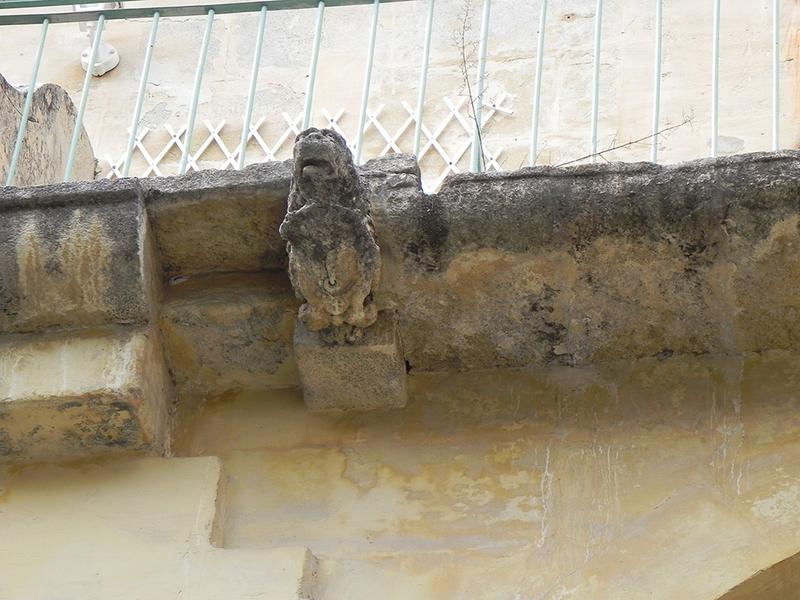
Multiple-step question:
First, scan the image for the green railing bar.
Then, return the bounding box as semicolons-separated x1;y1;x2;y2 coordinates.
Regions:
64;15;104;182
4;17;48;187
122;10;160;177
650;0;662;162
179;8;215;175
354;0;380;164
412;0;434;158
0;0;415;26
302;0;325;129
589;0;603;163
710;0;720;157
0;0;148;8
469;0;490;173
772;0;779;151
528;0;546;166
238;4;268;169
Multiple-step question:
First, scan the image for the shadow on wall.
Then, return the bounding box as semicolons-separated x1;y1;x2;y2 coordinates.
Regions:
717;551;800;600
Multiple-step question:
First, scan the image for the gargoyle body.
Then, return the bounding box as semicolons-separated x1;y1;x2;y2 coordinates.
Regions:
279;128;380;340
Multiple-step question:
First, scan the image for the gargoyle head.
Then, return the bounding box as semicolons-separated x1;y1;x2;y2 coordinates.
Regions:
280;127;380;339
290;127;362;210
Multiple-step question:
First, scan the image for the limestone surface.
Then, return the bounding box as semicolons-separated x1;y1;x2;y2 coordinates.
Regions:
0;327;171;459
294;311;407;411
0;179;156;334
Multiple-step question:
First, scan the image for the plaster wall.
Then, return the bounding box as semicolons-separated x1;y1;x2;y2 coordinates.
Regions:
0;0;798;188
2;352;800;599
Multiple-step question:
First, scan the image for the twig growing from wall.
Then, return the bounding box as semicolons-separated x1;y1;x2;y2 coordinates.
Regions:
453;0;487;169
555;114;694;167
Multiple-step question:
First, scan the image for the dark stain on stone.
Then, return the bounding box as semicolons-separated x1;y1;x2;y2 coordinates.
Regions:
0;429;18;456
404;195;448;272
57;401;82;411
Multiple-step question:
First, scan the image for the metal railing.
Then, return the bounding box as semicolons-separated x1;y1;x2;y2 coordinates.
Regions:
0;0;789;187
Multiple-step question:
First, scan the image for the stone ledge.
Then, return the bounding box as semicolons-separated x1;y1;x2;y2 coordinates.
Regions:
0;179;157;335
0;327;171;459
159;271;299;398
2;150;799;376
142;160;292;278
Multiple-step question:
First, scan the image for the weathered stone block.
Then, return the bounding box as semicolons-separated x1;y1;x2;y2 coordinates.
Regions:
142;161;292;278
0;327;171;459
0;179;157;334
294;311;407;411
159;272;299;397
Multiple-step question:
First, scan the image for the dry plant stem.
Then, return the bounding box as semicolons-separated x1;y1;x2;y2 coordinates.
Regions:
555;117;693;168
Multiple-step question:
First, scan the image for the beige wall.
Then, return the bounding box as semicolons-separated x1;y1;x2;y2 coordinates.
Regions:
0;0;798;189
3;352;800;599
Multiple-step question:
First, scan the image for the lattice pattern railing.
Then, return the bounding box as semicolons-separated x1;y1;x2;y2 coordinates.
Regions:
102;95;513;192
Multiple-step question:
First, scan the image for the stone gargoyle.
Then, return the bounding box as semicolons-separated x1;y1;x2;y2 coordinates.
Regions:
279;128;380;341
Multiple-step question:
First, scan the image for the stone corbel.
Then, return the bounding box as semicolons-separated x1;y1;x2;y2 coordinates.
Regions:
279;128;407;411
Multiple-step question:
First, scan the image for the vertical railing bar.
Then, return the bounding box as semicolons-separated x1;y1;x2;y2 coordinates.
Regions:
64;14;105;182
238;4;268;169
412;0;435;158
650;0;662;163
710;0;720;157
303;0;325;129
772;0;779;151
470;0;491;173
178;8;215;176
528;0;547;167
5;17;48;187
355;0;380;164
590;0;603;163
122;10;160;177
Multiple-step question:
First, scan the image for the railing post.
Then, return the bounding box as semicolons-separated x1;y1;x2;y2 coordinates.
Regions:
772;0;780;151
122;10;160;177
470;0;491;173
590;0;603;163
412;0;435;158
651;0;663;163
710;0;720;157
303;1;325;130
238;4;269;170
64;14;105;182
5;17;48;187
355;0;380;164
528;0;547;167
178;8;215;176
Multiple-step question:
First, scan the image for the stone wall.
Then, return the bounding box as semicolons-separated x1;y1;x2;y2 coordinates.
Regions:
1;151;799;598
2;150;800;454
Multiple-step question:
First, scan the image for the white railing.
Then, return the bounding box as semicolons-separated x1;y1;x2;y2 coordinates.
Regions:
0;0;793;191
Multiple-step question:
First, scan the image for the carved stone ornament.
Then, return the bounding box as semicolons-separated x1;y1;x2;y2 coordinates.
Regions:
279;128;381;342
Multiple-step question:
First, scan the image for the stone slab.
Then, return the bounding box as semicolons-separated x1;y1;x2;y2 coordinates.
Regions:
0;327;171;459
159;271;299;398
0;452;317;600
142;160;292;278
185;547;319;600
0;179;156;334
294;311;407;411
374;151;800;370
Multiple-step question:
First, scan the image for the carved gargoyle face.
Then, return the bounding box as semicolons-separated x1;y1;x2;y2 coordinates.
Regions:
292;128;359;205
281;127;380;337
